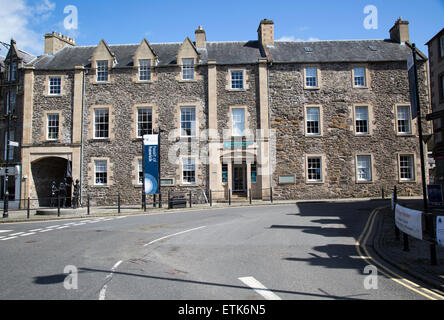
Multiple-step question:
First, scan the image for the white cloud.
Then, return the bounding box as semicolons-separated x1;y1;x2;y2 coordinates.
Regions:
0;0;56;56
277;36;320;42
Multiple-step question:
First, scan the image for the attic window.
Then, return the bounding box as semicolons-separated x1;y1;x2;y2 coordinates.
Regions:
368;45;377;51
304;47;313;53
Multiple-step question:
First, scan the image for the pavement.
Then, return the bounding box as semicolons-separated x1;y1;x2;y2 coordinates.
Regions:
1;196;443;295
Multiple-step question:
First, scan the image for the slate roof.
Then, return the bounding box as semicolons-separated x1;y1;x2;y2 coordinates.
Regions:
30;38;420;70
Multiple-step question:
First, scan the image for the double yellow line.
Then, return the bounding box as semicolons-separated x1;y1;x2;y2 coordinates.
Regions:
356;207;444;300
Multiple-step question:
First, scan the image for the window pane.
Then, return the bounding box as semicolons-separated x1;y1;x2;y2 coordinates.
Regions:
397;106;411;133
305;68;317;87
97;61;108;82
400;155;414;180
307;157;322;181
231;71;244;89
94;109;109;138
180;107;196;136
182;58;194;80
139;59;151;81
49;77;61;95
354;67;366;86
95;161;107;185
306;107;320;134
182;158;196;184
47;114;59;140
357;155;371;181
355;106;368;134
232;108;245;136
137;108;153;137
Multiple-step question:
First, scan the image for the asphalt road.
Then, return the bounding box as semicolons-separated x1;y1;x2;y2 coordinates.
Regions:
0;201;434;300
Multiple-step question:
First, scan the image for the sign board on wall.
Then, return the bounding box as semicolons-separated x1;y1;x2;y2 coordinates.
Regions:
395;204;423;240
437;216;444;247
427;184;443;206
143;134;159;195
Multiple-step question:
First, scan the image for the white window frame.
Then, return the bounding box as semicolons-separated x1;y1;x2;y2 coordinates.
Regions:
399;154;415;182
94;160;108;186
353;67;366;87
138;159;143;185
306;156;323;183
182;58;194;80
94;108;109;139
137;107;153;138
396;105;412;134
96;60;109;82
47;113;60;141
180;106;196;137
356;155;372;182
182;157;196;184
305;106;321;136
230;70;244;90
354;105;369;135
305;67;318;88
138;59;151;81
232;108;245;137
49;77;62;95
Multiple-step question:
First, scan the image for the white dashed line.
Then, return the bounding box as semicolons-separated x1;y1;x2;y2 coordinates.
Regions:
99;260;123;301
29;228;43;232
143;226;207;247
56;226;70;230
238;277;282;300
10;232;25;236
20;232;36;237
1;236;18;241
0;230;13;234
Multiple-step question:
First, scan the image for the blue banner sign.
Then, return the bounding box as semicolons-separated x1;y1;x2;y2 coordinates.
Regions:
143;134;159;195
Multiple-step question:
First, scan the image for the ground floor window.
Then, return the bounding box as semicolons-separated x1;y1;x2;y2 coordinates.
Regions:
307;157;322;182
399;154;414;181
182;158;196;184
95;160;108;185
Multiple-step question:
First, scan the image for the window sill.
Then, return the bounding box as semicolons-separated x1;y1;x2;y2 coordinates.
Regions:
398;179;416;183
352;86;369;89
178;79;197;83
356;180;373;184
306;180;324;184
92;184;109;188
396;133;414;137
303;87;320;90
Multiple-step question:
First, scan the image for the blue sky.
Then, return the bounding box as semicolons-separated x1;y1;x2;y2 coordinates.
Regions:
0;0;443;57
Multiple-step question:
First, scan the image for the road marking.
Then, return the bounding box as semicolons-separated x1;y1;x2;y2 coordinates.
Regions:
143;226;206;247
39;229;52;233
29;228;43;232
1;236;18;241
238;277;282;300
46;225;60;229
20;232;36;237
356;207;444;301
56;226;70;230
10;232;25;236
0;230;13;234
99;260;123;301
72;223;86;226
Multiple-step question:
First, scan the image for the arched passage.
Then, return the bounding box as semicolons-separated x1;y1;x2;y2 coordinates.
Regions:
31;157;72;207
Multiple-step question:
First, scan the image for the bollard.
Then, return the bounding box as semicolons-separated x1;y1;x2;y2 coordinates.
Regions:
159;193;162;208
210;190;213;207
249;188;252;204
403;233;409;252
270;187;273;203
118;192;121;214
143;193;147;212
229;189;231;206
87;194;90;215
27;197;30;219
393;186;400;240
430;243;438;266
382;187;385;199
153;194;156;208
189;191;192;208
57;193;61;217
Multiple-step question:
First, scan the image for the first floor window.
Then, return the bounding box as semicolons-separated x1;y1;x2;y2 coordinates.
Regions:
180;106;196;137
95;160;107;185
357;155;372;182
49;77;61;95
397;106;411;134
182;58;194;80
355;106;369;134
137;107;153;137
251;163;257;183
6;92;16;114
307;157;322;182
232;108;245;136
139;59;151;81
222;163;228;183
47;114;59;140
399;155;414;181
354;67;366;87
94;108;109;139
231;71;244;89
182;158;196;184
97;60;109;82
306;107;320;135
305;67;318;88
138;159;143;185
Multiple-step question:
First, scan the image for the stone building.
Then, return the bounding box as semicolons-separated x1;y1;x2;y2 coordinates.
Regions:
7;18;430;206
0;40;36;208
426;28;444;187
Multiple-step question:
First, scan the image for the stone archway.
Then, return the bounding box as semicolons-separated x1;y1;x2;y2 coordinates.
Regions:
31;157;72;207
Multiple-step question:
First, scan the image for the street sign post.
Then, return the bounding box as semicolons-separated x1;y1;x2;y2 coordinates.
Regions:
142;134;159;195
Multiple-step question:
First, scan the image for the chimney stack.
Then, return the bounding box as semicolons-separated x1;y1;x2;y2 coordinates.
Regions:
195;25;206;48
44;31;76;54
390;18;409;43
258;19;274;47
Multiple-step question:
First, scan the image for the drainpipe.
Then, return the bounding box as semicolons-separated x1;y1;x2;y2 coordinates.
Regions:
80;68;85;205
267;62;273;193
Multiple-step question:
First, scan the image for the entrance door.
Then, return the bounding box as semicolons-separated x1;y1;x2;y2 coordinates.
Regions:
232;165;246;193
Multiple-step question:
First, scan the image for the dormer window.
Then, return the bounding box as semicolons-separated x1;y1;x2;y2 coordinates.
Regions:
182;58;194;80
8;63;17;82
96;60;109;82
138;59;151;81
